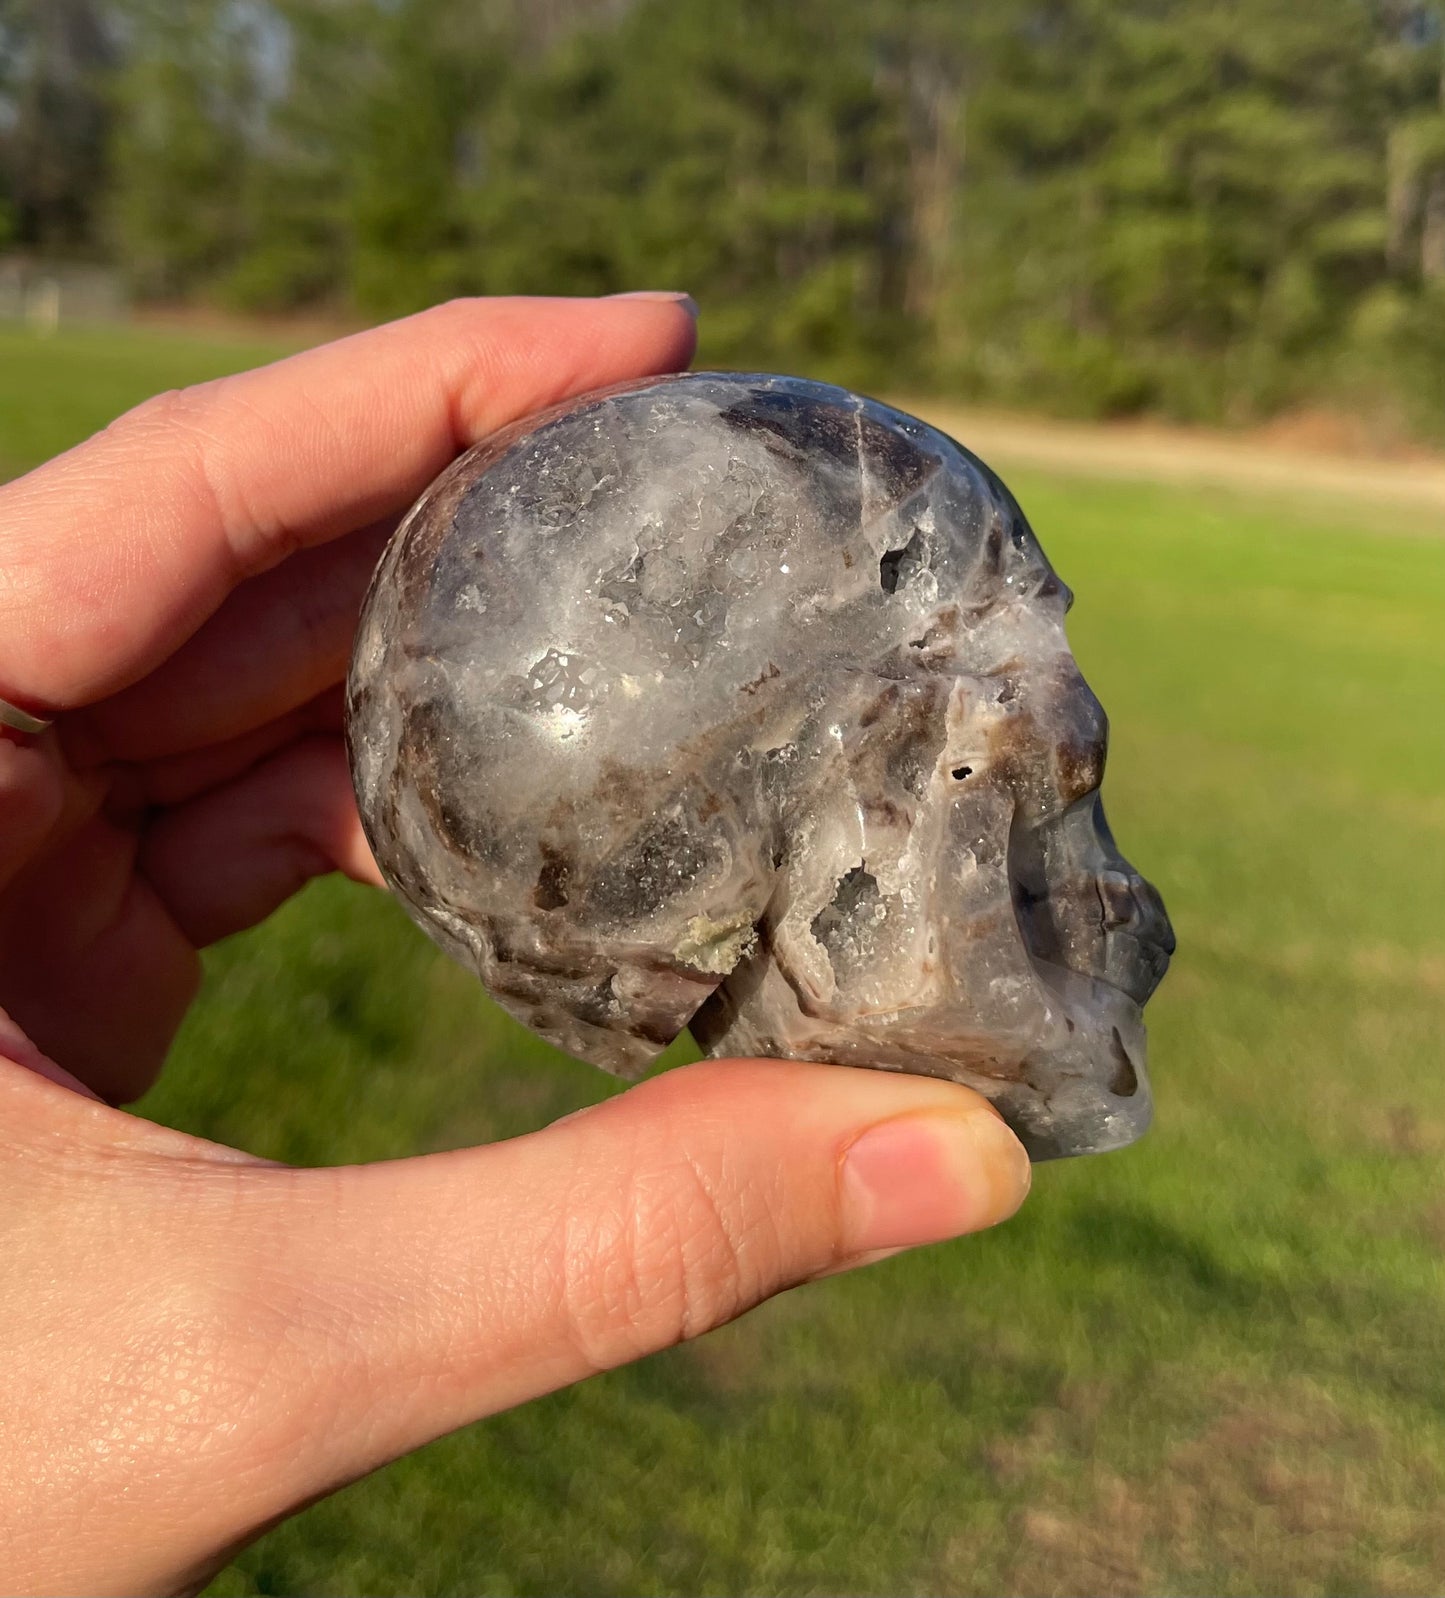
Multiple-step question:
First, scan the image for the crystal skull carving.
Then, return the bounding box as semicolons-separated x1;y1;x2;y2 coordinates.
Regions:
346;373;1174;1159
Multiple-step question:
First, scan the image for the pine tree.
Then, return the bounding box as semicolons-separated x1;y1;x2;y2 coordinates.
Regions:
0;0;117;255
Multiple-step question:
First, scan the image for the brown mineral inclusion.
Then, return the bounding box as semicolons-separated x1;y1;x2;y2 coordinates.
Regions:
346;373;1174;1159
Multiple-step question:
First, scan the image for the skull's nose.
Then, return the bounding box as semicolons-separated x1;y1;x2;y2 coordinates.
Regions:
1096;868;1174;1003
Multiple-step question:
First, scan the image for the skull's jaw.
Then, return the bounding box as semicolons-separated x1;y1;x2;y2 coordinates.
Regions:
397;860;1156;1161
394;856;1154;1161
997;962;1153;1160
688;943;1152;1161
376;766;1166;1162
993;1071;1152;1162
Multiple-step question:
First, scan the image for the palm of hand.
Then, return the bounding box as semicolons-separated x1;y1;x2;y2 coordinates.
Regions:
0;549;379;1102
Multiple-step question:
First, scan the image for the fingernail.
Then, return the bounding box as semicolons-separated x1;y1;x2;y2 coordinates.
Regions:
839;1108;1031;1257
608;290;699;318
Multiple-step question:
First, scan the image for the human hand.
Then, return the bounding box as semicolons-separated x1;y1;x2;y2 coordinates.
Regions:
0;297;1031;1596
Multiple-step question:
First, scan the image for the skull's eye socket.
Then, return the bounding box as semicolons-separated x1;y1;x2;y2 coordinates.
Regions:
951;765;973;781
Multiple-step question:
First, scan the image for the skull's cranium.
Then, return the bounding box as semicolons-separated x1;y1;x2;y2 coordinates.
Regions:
347;373;1174;1159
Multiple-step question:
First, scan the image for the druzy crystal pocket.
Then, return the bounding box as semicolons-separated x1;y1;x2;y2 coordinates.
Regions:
346;373;1174;1159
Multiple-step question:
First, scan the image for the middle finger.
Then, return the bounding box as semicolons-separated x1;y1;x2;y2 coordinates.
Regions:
64;523;390;766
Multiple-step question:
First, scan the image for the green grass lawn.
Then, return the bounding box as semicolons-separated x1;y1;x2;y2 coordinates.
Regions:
4;321;1445;1596
0;321;302;480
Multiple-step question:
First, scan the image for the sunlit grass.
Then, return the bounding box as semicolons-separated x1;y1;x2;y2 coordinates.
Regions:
5;325;1444;1596
0;321;300;479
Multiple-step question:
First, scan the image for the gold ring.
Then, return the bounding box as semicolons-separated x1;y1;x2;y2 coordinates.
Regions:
0;697;53;736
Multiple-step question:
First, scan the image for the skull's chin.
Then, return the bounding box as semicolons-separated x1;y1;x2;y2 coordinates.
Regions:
687;923;1154;1163
1009;957;1153;1160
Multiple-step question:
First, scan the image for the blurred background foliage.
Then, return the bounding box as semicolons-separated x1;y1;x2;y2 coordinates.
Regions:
10;0;1445;426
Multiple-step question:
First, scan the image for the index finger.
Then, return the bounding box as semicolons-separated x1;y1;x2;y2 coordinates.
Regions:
0;295;697;711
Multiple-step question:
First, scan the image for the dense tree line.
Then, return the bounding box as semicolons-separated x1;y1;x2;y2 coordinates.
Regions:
5;0;1445;427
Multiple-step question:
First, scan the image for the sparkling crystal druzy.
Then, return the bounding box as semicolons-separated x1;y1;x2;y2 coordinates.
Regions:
347;373;1174;1159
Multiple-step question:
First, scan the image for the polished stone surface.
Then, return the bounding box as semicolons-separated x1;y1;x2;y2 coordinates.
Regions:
347;373;1174;1159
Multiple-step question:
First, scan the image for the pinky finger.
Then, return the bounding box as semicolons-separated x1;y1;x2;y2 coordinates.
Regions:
138;734;384;948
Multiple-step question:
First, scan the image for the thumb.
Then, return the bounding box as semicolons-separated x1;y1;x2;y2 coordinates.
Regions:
233;1059;1029;1515
3;1057;1029;1595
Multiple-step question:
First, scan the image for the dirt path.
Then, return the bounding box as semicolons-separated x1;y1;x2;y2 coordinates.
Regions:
112;311;1445;523
898;400;1445;524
